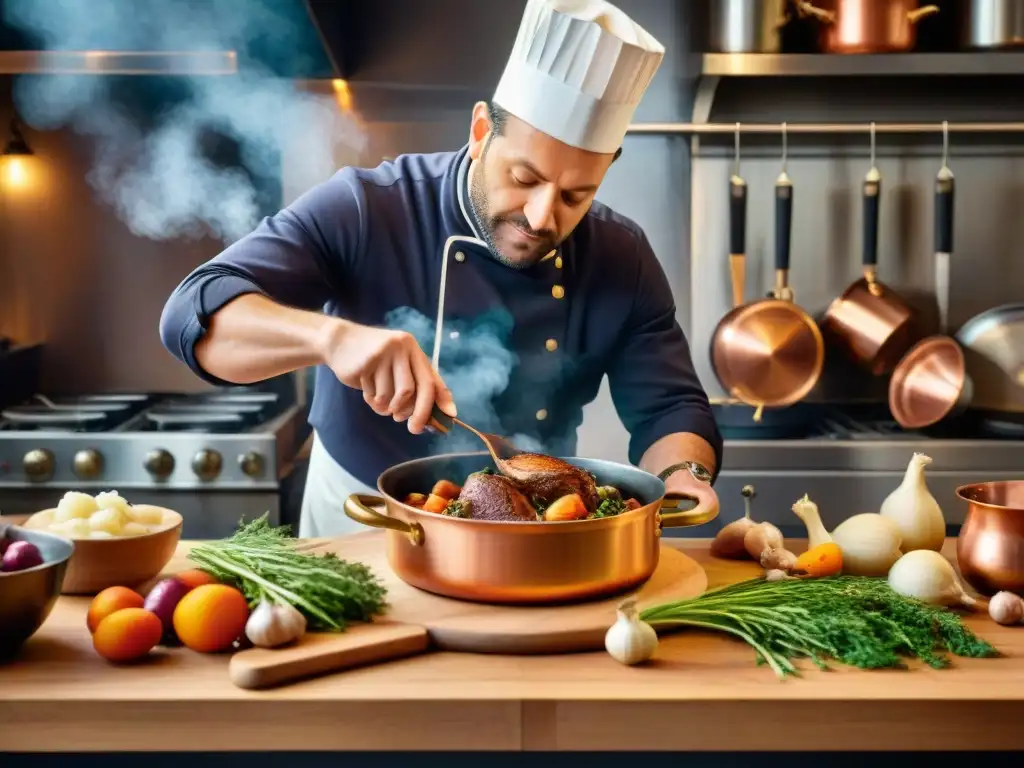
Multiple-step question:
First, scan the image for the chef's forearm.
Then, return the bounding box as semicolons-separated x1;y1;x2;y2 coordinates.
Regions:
639;432;718;477
194;293;340;384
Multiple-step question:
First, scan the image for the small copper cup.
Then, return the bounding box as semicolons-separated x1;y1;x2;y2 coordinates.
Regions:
956;481;1024;597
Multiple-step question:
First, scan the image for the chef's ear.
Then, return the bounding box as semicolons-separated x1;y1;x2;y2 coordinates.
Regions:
468;101;492;160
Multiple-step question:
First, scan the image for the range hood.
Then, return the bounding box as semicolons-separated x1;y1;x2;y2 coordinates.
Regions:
0;0;361;78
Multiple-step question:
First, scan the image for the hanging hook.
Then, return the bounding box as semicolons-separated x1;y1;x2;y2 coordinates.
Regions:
733;121;741;179
780;121;788;174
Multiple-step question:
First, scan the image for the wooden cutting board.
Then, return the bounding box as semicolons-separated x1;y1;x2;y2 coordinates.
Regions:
227;532;706;688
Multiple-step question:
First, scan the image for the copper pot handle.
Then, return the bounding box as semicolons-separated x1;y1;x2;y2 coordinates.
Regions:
795;1;835;24
908;5;939;24
343;494;425;546
659;485;720;529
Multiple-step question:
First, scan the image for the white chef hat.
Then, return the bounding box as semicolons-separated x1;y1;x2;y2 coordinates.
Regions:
492;0;664;155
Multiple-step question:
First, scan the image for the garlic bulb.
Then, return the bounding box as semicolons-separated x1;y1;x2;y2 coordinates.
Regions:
988;591;1024;626
605;597;658;665
887;550;984;611
760;547;798;573
880;453;946;552
245;598;307;648
831;513;902;577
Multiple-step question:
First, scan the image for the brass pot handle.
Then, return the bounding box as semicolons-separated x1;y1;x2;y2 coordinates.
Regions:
795;1;835;24
908;5;939;24
343;494;424;546
658;484;720;529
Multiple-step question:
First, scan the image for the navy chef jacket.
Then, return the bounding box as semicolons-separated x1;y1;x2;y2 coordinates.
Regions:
159;145;723;486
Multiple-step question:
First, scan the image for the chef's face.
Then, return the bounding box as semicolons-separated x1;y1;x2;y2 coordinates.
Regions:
467;101;616;268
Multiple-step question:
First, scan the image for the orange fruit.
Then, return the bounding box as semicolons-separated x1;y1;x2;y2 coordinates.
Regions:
172;584;250;653
92;608;163;663
173;568;219;591
87;586;145;634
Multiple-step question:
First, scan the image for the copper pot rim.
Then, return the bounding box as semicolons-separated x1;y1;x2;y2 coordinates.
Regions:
376;451;665;530
955;480;1024;512
888;335;966;428
711;299;826;408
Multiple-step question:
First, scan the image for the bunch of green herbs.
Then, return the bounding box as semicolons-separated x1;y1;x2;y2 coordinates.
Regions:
188;513;388;631
640;574;998;679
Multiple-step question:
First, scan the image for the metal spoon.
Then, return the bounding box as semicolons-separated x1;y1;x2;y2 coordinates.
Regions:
427;405;520;473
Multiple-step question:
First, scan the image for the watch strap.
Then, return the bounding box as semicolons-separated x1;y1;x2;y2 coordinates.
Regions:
658;461;712;484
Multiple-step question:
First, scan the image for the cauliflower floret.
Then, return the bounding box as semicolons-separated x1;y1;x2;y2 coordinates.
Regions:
54;491;100;522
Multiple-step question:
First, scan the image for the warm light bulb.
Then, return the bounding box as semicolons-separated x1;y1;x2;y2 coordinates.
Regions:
2;156;29;188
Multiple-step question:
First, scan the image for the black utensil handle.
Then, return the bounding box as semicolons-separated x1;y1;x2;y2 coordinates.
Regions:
862;176;880;267
729;176;747;256
935;173;955;253
775;177;793;271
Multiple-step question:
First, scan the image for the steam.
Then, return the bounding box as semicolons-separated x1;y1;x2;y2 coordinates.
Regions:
3;0;366;242
384;306;547;455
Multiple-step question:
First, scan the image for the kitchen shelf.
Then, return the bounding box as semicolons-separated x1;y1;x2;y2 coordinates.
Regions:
702;52;1024;78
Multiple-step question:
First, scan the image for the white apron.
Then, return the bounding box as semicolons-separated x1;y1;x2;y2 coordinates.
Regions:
298;431;378;538
298;157;491;538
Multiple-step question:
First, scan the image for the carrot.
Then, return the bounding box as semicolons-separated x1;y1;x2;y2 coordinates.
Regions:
794;542;843;577
403;493;427;508
430;479;462;500
543;493;588;521
421;493;449;514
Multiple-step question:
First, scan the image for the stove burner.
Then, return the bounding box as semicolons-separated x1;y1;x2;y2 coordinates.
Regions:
144;411;250;434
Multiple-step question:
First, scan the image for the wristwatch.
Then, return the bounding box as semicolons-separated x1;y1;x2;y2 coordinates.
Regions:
658;461;713;485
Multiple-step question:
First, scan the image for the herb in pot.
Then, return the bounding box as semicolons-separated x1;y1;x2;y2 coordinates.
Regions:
640;575;998;679
442;499;472;518
187;514;388;631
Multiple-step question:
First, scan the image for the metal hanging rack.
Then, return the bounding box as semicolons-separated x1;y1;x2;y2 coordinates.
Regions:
626;121;1024;136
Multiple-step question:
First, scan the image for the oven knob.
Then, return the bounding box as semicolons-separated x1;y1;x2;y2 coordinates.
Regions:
238;451;265;478
192;449;223;481
73;448;104;480
144;449;175;479
23;449;55;482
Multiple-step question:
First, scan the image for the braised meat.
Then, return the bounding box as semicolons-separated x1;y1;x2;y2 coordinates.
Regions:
500;453;600;513
458;472;539;523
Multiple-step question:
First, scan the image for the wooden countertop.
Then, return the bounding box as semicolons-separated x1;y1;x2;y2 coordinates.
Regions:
2;535;1022;753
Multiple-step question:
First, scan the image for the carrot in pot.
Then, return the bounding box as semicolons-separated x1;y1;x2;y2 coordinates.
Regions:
403;493;427;508
431;479;462;500
544;493;588;521
794;542;843;577
421;493;449;514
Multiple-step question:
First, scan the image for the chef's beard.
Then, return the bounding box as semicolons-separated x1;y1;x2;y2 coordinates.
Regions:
468;151;559;270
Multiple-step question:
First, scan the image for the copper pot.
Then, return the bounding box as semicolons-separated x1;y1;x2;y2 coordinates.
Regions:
822;154;918;376
956;480;1024;597
888;335;972;429
343;452;719;605
798;0;940;53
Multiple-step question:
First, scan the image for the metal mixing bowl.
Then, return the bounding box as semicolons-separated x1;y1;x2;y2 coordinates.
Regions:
0;525;74;658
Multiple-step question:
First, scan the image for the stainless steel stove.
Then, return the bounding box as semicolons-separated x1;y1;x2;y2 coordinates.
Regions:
701;404;1024;539
0;389;306;538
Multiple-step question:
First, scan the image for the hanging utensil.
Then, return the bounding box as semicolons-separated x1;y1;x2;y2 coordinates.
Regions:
710;123;825;410
934;120;954;335
955;304;1024;417
821;122;918;376
888;122;972;430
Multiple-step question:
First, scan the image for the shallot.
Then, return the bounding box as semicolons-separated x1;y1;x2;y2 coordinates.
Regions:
887;549;984;611
879;453;946;552
710;485;757;559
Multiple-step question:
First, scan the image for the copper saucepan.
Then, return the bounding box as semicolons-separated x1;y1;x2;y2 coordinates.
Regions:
956;480;1024;597
822;125;918;377
797;0;940;53
711;128;825;410
343;452;719;605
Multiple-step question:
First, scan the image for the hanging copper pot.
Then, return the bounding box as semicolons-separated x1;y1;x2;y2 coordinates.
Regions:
797;0;940;53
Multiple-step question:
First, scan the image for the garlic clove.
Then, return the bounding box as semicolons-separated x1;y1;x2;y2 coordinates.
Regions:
988;591;1024;626
245;597;307;648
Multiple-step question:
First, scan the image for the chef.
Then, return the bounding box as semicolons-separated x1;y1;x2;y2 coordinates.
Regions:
159;0;723;537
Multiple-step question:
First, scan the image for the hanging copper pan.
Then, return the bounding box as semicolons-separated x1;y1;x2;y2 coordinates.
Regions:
711;128;825;410
821;124;919;376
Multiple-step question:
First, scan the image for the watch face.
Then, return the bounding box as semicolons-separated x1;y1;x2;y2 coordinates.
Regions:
688;462;712;483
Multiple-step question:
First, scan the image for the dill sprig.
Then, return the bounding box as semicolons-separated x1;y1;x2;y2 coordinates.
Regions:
187;514;388;631
640;575;999;679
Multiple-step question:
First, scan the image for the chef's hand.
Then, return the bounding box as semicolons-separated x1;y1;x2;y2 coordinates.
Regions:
664;470;719;519
322;320;457;434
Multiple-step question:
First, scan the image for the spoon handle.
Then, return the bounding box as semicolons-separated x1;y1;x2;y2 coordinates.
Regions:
426;404;454;434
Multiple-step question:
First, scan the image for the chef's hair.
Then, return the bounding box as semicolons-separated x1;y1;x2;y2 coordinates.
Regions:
486;101;622;161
